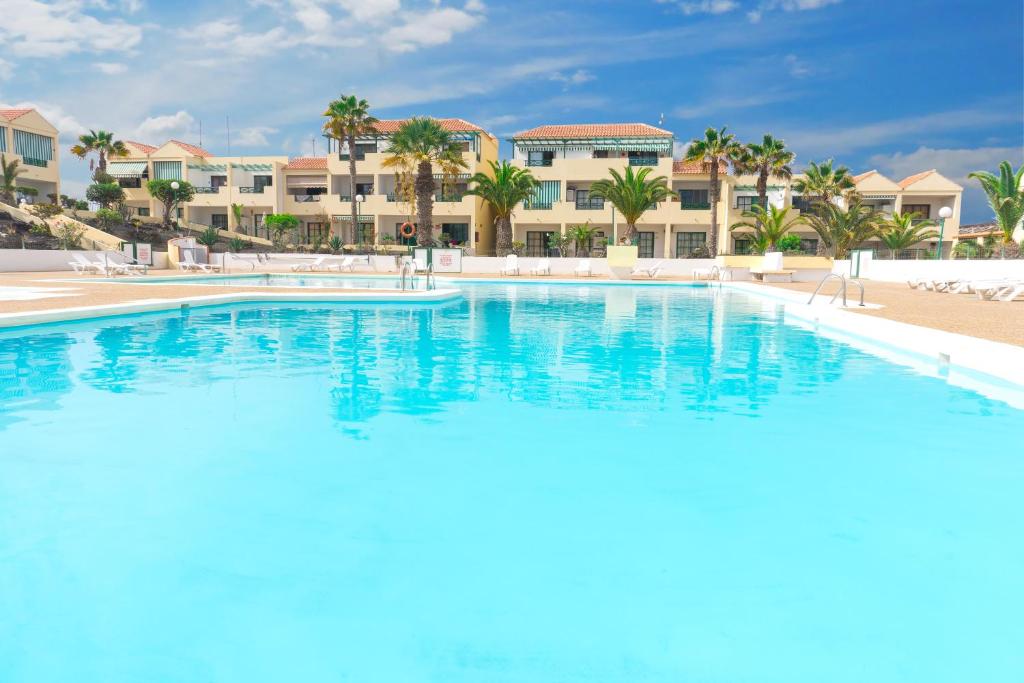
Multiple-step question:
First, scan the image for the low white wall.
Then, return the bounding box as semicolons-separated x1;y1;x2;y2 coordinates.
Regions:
0;249;130;272
838;258;1024;283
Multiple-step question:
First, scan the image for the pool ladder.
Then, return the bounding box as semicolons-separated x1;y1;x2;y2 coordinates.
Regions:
399;260;435;292
808;273;865;307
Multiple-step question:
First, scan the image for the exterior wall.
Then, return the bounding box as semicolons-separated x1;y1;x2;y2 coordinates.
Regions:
2;111;60;202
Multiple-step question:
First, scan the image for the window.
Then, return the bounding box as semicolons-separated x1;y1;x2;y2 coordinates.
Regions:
211;214;228;230
637;232;655;258
526;231;555;257
800;238;819;255
675;232;706;257
902;204;931;219
527;151;554;167
254;175;273;192
735;196;763;211
627;151;658;166
0;126;6;153
733;238;753;254
306;222;327;242
211;175;227;189
440;223;469;245
176;208;184;219
356;222;374;244
153;161;182;180
118;177;141;189
13;130;53;164
792;196;816;213
678;189;709;208
527;181;560;209
592;150;610;159
137;207;150;217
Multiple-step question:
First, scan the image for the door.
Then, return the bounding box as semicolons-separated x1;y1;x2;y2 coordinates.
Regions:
526;231;554;257
637;231;655;258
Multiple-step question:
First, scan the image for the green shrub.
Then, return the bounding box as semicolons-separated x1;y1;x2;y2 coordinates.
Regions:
94;207;122;230
778;234;803;253
327;235;343;254
197;227;220;249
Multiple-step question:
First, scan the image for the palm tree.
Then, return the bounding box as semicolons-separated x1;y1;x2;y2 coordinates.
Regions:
1;154;26;204
568;221;598;257
968;161;1024;252
683;126;744;255
792;159;856;210
803;200;881;259
877;211;938;259
70;129;129;177
736;134;794;214
729;204;804;253
589;166;674;244
382;118;468;247
465;160;538;257
323;95;378;243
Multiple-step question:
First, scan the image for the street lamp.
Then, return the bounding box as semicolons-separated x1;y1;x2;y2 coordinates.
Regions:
355;194;364;244
936;205;953;260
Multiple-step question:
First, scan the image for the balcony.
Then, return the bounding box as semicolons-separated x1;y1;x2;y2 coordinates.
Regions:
524;201;553;210
628;156;659;167
526;159;553;167
679;202;710;210
292;195;321;203
194;186;220;194
21;157;48;168
434;193;465;202
238;186;266;194
575;198;605;210
339;153;366;161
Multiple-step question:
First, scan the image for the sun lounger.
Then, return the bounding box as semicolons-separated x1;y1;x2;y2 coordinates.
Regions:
500;254;520;276
69;253;103;274
179;252;220;273
327;256;355;272
995;282;1024;302
292;256;326;272
573;258;593;277
529;258;551;276
631;260;665;279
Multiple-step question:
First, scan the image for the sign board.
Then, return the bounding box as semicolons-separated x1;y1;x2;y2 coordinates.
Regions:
431;248;462;273
121;242;153;266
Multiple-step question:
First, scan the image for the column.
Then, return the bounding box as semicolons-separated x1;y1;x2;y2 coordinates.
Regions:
663;224;672;258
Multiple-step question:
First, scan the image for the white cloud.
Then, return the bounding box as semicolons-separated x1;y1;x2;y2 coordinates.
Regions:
337;0;400;21
94;62;128;75
464;0;485;11
132;110;197;142
674;91;792;119
382;6;484;53
233;126;278;147
0;100;87;141
0;58;12;82
675;1;739;15
0;0;143;58
550;69;596;89
784;54;811;78
748;0;841;22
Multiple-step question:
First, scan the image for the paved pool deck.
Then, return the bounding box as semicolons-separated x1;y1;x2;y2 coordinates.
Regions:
0;270;1020;347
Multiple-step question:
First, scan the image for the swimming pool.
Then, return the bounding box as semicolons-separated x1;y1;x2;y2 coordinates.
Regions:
1;283;1021;682
132;273;403;288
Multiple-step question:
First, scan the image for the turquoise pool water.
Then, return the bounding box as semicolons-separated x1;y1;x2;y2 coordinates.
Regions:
1;284;1022;682
137;273;402;288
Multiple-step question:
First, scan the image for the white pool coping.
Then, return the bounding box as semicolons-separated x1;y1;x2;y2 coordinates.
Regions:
0;288;462;328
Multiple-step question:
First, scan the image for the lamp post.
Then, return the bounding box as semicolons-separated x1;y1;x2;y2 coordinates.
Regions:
936;205;953;259
355;194;364;245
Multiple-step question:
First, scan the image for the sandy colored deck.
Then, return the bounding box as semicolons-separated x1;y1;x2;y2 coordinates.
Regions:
0;271;1021;347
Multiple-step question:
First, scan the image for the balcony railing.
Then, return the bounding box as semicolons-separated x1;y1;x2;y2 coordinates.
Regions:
524;201;553;210
628;156;659;167
526;159;553;167
434;193;465;202
239;186;265;193
292;195;321;203
21;157;49;168
575;198;605;210
194;186;219;194
339;153;366;161
679;201;710;210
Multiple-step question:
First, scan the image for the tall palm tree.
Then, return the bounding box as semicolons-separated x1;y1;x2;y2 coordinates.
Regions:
568;221;598;257
465;160;538;257
1;154;26;204
877;211;938;259
589;166;674;244
382;118;468;247
803;200;881;259
683;126;744;255
323;95;378;243
729;204;804;253
792;159;856;209
968;161;1024;251
70;129;128;177
736;134;794;214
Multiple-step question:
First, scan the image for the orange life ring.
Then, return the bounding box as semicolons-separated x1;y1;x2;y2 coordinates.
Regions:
400;222;416;238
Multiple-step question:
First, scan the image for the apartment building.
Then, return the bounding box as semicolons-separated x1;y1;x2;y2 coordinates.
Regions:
507;122;962;257
1;108;60;203
112;118;498;253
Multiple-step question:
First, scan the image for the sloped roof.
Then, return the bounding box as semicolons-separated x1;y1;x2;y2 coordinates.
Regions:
371;118;484;134
124;140;158;154
0;109;33;122
513;123;672;139
898;170;933;188
898;169;963;191
673;159;727;174
166;139;211;157
853;170;878;182
286;156;328;170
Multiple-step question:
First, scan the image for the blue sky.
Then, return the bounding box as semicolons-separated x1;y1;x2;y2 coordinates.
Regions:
1;0;1021;221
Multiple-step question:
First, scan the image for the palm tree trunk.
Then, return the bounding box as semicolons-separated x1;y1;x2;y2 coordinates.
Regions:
708;164;720;256
348;133;358;245
415;160;434;247
99;150;106;175
495;215;512;257
625;222;637;244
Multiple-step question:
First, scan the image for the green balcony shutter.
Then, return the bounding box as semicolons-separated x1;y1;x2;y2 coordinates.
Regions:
0;127;6;153
530;180;560;208
13;130;53;162
153;161;182;180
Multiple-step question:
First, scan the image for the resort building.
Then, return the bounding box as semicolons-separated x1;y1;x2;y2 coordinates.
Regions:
1;108;60;203
113;119;499;253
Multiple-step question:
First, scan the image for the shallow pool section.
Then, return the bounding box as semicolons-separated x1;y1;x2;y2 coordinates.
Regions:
1;284;1022;682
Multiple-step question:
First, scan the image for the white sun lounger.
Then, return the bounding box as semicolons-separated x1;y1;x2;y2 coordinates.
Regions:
976;280;1024;301
573;258;593;277
995;282;1024;302
292;256;326;272
327;256;355;272
500;254;520;276
632;260;665;279
179;252;220;273
69;253;103;274
529;258;551;276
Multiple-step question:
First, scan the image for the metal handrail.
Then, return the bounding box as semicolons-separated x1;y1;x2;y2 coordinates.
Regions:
399;259;414;291
807;273;865;307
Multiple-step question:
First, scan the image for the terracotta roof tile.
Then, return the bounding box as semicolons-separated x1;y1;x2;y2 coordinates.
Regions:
958;222;997;236
853;170;877;182
897;169;934;188
371;118;484;134
124;140;157;154
0;108;33;122
286;156;328;170
166;139;211;157
513;123;672;139
673;159;727;174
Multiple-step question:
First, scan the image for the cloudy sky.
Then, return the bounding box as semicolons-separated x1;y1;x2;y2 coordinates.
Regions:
1;0;1021;221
